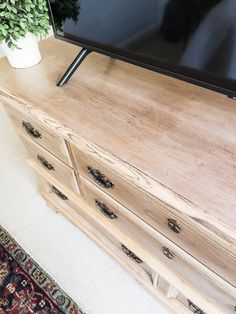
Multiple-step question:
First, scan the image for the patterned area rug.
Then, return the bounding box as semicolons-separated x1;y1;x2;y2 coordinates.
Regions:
0;226;86;314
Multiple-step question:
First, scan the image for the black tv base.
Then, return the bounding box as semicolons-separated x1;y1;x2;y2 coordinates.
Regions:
228;95;236;100
57;48;91;87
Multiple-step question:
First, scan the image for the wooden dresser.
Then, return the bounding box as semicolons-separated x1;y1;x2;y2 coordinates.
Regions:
0;37;235;314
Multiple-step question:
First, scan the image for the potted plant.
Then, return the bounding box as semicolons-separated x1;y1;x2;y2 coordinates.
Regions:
0;0;50;68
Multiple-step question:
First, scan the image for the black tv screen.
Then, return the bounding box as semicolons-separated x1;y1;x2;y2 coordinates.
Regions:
48;0;236;97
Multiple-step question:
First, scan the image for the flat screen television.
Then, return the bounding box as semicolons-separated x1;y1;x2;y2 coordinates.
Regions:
48;0;236;98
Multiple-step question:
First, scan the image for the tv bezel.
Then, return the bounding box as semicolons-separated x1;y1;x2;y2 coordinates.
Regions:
47;1;236;99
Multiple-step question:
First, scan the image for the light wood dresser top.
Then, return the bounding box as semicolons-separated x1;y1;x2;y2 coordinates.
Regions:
0;37;235;244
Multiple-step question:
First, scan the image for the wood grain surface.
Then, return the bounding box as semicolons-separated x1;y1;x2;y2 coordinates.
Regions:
40;176;235;314
0;37;236;243
80;175;236;288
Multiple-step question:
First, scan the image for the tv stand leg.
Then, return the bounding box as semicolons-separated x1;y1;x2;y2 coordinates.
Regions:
228;95;236;100
57;48;91;87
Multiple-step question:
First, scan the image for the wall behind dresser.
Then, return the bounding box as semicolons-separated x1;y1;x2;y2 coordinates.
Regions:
0;48;4;58
0;29;53;59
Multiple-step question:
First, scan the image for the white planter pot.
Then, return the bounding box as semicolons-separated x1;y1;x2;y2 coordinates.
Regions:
1;33;41;69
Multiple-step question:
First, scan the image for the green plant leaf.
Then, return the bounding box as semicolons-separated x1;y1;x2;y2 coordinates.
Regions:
0;0;51;49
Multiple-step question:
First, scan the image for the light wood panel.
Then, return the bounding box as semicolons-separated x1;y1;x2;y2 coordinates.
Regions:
39;177;234;314
18;133;79;194
29;161;236;299
1;37;236;314
5;103;72;166
79;176;236;303
0;38;235;244
3;94;235;249
69;144;236;250
41;194;187;314
75;156;236;287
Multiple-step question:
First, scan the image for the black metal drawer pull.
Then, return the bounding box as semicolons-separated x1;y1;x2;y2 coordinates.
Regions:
37;155;55;171
87;166;114;189
163;247;175;259
51;186;68;200
168;219;182;234
22;121;41;139
188;300;206;314
121;244;142;264
95;199;118;219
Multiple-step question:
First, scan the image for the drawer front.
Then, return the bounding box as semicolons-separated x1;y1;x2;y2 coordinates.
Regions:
80;176;236;313
20;134;79;193
177;293;207;314
42;181;154;287
5;106;71;165
159;280;207;314
43;178;235;314
176;291;235;314
71;148;236;287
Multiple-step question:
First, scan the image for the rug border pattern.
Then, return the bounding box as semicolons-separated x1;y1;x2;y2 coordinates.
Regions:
0;225;86;314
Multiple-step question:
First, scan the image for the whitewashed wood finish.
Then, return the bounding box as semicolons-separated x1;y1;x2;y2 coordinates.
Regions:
39;176;234;314
18;133;80;194
5;103;72;166
152;272;159;289
167;286;179;299
1;37;236;314
76;158;236;287
0;38;235;245
1;89;236;249
78;176;236;299
1;92;235;247
40;189;180;314
30;161;236;299
157;276;169;295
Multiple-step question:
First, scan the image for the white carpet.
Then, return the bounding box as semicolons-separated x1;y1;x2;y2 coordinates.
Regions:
0;104;170;314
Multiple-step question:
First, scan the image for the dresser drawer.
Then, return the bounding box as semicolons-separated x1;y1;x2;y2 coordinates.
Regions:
43;177;235;314
177;293;207;314
84;223;154;286
80;176;236;313
175;291;235;314
20;134;79;193
71;148;236;287
162;282;207;314
42;181;154;288
43;182;190;314
5;106;71;165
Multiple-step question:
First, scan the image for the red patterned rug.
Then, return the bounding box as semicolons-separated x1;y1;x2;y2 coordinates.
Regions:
0;226;86;314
